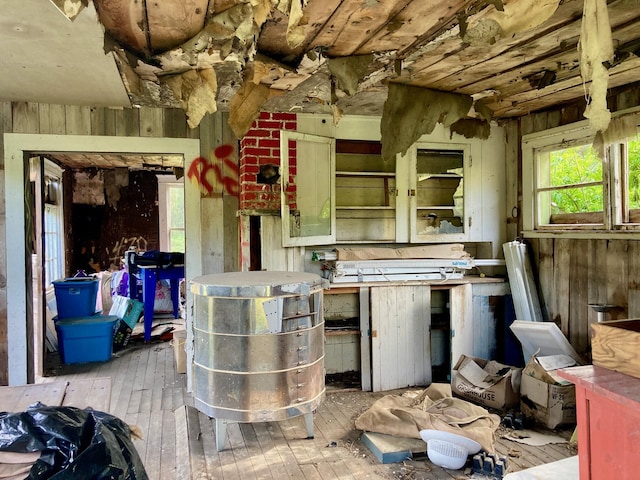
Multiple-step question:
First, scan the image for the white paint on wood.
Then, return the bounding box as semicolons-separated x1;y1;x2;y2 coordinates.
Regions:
4;133;200;386
370;285;431;392
450;283;473;374
359;286;372;391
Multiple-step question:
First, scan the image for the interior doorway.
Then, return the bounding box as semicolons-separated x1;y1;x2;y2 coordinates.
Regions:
4;133;201;385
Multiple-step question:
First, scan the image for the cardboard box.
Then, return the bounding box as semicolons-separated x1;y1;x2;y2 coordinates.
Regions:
109;295;143;330
591;319;640;380
451;355;522;410
520;355;576;429
113;319;132;352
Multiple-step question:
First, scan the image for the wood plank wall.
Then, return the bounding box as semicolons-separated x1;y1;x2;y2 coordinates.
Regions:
510;82;640;359
0;102;238;385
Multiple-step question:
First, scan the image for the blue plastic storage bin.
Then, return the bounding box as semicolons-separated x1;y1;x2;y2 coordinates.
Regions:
55;315;118;364
53;278;99;319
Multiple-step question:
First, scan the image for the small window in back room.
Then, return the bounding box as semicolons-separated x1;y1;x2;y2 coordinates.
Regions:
157;175;185;252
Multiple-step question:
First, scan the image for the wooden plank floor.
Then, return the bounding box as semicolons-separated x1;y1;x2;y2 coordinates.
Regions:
41;341;577;479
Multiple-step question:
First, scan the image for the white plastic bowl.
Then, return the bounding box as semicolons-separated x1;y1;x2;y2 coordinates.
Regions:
419;429;482;454
426;439;468;470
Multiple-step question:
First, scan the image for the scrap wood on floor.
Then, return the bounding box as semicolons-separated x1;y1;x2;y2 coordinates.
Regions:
355;383;501;453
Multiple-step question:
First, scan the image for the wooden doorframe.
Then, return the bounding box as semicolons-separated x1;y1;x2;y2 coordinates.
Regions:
4;133;201;386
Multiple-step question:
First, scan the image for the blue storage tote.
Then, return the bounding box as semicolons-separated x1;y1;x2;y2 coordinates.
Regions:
55;315;118;364
53;277;99;319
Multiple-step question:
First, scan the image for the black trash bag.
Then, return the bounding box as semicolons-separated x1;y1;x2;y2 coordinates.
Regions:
0;402;148;480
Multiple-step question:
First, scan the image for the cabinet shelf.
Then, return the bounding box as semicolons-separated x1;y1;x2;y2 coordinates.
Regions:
417;173;462;180
337;206;395;210
417;206;457;210
337;171;395;177
325;329;360;336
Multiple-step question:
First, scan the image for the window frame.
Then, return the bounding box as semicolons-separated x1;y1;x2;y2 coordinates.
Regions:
157;174;185;252
522;109;640;237
42;159;65;285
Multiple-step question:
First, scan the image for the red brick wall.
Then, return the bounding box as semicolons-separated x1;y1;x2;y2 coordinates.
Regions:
239;112;297;210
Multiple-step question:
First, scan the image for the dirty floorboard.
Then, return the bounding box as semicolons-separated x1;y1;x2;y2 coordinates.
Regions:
40;341;576;479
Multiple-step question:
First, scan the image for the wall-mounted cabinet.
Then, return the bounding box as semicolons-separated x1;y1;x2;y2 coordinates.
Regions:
282;134;480;246
335;140;397;242
410;144;469;243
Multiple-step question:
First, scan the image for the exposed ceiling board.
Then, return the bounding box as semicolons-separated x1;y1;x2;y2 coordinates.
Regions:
45;153;184;170
5;0;640;125
1;0;130;108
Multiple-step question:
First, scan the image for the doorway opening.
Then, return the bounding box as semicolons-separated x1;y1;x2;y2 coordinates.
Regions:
4;133;200;385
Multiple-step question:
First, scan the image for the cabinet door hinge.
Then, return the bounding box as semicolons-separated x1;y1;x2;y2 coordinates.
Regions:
408;189;416;196
468;217;472;227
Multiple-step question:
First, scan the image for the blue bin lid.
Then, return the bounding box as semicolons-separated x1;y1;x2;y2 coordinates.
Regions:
53;277;98;284
55;315;118;326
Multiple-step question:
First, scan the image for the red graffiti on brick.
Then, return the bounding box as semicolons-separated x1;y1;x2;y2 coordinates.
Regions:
187;145;238;196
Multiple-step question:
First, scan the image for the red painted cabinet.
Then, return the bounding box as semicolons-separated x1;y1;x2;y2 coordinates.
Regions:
558;365;640;480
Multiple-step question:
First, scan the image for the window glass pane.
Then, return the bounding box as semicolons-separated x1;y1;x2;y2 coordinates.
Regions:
168;186;184;228
628;134;640;210
549;144;602;188
415;149;464;235
287;138;332;238
169;229;185;253
548;186;604;214
537;143;604;226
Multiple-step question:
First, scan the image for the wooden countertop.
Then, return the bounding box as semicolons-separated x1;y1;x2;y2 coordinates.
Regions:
324;275;506;290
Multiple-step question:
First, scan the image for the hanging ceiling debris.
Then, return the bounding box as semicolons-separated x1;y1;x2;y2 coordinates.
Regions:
52;0;640;138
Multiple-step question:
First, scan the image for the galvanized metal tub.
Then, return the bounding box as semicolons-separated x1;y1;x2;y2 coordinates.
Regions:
190;271;327;423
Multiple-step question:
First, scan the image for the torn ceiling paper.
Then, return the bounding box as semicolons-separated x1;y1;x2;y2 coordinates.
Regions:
381;84;472;161
579;0;614;132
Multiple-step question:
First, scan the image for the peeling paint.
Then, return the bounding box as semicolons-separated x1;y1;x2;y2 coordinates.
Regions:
163;69;218;129
229;79;272;138
380;83;472;161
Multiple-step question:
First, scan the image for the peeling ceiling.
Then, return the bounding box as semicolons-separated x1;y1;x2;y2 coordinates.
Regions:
5;0;640;144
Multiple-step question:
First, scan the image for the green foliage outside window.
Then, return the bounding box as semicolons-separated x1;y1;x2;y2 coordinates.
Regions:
548;134;640;215
549;144;603;214
629;136;640;210
168;185;185;252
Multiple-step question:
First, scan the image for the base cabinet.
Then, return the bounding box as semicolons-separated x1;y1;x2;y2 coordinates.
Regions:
325;280;506;392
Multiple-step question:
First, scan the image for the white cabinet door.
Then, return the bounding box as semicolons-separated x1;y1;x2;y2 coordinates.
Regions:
280;131;336;247
450;283;474;375
409;142;471;243
370;285;431;392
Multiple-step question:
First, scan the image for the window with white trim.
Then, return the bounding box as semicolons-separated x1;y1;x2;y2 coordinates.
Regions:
523;113;640;232
42;160;65;285
157;175;185;252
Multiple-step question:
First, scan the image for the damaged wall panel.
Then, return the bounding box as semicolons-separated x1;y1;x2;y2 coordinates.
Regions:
380;83;472;161
69;169;159;273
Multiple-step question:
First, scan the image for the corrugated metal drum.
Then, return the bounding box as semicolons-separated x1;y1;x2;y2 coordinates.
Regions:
190;271;327;451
